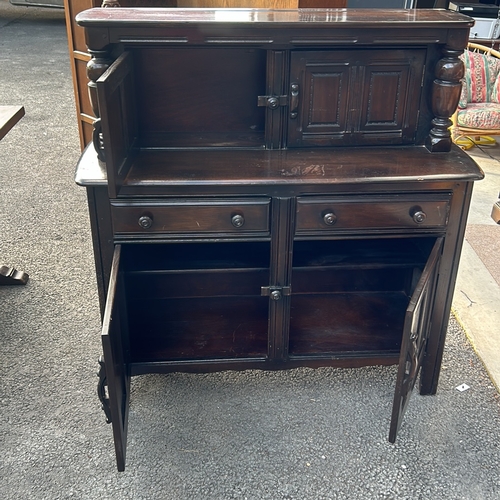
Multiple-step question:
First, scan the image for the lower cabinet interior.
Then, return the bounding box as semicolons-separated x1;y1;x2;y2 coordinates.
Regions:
122;241;271;363
118;236;437;366
289;237;436;358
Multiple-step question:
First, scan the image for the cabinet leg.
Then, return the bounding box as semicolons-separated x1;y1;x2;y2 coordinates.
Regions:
0;265;29;285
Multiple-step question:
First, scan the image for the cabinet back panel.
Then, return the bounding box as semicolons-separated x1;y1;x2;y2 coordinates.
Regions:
121;241;270;271
126;269;269;299
292;238;434;268
289;292;406;355
134;48;266;147
292;267;409;294
128;296;269;361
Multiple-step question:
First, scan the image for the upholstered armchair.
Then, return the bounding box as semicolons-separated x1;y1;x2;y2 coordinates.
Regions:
453;43;500;149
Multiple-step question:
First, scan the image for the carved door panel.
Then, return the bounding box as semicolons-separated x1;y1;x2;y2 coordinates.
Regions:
96;52;137;198
288;51;352;146
389;237;443;443
99;245;131;472
288;49;425;147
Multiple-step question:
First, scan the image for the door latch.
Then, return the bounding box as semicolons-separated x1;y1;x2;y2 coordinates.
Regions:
261;285;292;301
257;95;288;110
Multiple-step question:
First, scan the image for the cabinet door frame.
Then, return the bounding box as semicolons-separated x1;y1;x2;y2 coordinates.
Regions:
288;48;425;147
101;245;131;472
389;236;444;442
96;51;137;198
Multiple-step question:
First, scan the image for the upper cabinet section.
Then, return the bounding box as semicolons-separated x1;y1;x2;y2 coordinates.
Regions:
77;7;474;171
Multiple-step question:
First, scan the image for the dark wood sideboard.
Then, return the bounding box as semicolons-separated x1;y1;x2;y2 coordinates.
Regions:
75;8;483;471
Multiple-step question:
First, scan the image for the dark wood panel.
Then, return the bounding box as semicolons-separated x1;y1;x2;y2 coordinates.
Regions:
296;195;450;233
100;245;130;472
97;52;138;198
357;51;425;141
110;147;483;193
76;8;474;28
126;269;269;299
292;267;409;294
288;49;426;147
292;238;435;268
128;296;270;361
289;293;407;355
120;241;271;271
290;53;351;142
111;198;270;235
135;48;266;148
390;237;443;442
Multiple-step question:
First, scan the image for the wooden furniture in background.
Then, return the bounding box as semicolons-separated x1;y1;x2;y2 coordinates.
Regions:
0;105;29;286
75;8;481;471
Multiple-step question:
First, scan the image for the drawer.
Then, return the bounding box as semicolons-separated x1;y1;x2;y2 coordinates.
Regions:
296;194;451;234
111;198;270;236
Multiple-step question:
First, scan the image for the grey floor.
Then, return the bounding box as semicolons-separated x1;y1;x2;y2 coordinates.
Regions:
1;3;499;499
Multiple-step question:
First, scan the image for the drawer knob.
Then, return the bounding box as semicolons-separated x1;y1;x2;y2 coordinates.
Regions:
138;215;153;229
231;214;245;228
412;211;427;224
323;212;337;226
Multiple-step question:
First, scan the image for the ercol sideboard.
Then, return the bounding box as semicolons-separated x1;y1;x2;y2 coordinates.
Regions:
75;8;483;471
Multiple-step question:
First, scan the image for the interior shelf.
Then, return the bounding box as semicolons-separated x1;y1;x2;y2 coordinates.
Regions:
121;241;270;271
120;241;271;362
292;238;434;269
288;237;436;357
128;296;270;362
289;292;407;356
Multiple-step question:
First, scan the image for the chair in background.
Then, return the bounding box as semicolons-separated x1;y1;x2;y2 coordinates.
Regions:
453;42;500;150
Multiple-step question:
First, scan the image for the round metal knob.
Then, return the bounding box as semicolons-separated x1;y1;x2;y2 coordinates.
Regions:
138;215;153;229
267;97;279;109
231;214;245;228
412;211;427;224
270;290;282;301
323;212;337;226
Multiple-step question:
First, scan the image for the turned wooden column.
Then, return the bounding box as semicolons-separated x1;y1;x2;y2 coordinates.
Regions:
86;49;113;161
425;47;465;152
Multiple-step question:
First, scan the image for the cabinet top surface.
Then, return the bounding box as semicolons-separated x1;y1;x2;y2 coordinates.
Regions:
76;8;473;29
75;145;484;188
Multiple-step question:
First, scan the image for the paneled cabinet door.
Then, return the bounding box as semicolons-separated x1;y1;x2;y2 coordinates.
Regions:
100;245;130;472
288;49;426;147
389;237;443;443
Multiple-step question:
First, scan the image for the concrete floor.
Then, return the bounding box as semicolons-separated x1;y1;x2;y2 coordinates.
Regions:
1;2;499;498
454;145;500;391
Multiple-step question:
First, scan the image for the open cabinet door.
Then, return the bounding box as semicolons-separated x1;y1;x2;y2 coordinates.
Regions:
96;52;137;199
389;237;444;443
99;245;131;471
